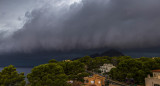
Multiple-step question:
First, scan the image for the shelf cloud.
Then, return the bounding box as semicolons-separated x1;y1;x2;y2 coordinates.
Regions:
1;0;160;54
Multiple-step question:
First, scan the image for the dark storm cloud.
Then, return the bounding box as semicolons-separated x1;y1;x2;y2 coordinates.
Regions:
1;0;160;53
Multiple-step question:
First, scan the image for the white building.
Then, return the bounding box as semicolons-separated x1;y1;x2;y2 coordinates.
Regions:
99;64;116;74
145;70;160;86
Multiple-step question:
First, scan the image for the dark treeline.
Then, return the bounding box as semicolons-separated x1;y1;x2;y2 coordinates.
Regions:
0;56;160;86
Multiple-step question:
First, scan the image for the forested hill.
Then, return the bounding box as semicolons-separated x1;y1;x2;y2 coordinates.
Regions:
90;49;124;58
73;49;124;60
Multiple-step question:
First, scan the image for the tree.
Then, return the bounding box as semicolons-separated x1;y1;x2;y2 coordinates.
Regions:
27;63;69;86
109;58;159;85
92;57;109;69
76;72;90;82
78;56;93;66
78;56;110;71
59;60;86;81
48;59;57;63
71;81;83;86
0;65;26;86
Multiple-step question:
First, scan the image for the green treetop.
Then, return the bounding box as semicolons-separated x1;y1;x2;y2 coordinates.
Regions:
0;65;26;86
27;63;69;86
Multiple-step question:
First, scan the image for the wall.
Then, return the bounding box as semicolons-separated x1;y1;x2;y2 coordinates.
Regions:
145;78;160;86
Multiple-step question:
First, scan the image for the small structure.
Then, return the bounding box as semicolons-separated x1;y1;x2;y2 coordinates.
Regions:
99;64;116;74
67;80;74;84
63;60;71;62
84;74;105;86
145;69;160;86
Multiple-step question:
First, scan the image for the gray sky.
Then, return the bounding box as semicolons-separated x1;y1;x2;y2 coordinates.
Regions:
0;0;160;66
0;0;36;34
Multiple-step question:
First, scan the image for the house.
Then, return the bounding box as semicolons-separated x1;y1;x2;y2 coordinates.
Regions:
84;74;105;86
63;60;71;62
145;69;160;86
99;64;116;74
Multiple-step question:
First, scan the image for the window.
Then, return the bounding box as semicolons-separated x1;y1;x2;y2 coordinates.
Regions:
91;81;94;84
154;84;160;86
86;80;89;83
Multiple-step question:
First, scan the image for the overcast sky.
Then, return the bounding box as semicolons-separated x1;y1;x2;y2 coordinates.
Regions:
0;0;160;66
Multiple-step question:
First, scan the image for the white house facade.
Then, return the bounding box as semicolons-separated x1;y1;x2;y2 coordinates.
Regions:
99;64;116;74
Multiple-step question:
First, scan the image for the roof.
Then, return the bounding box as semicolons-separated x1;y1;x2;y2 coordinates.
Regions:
152;70;160;72
84;74;105;80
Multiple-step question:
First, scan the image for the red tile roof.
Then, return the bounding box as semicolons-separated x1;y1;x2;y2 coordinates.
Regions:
152;70;160;72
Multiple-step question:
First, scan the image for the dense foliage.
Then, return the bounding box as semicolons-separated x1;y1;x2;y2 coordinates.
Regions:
77;56;110;71
77;56;131;71
0;65;26;86
48;59;57;63
58;60;88;81
27;63;69;86
1;56;160;86
27;60;88;85
109;57;160;85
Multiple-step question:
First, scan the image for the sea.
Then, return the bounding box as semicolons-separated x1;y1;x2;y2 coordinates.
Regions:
0;67;32;75
0;67;33;81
